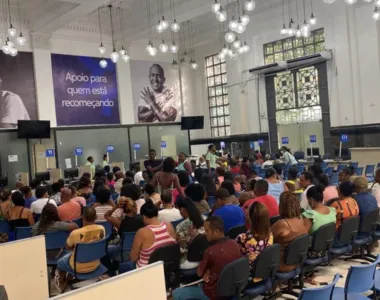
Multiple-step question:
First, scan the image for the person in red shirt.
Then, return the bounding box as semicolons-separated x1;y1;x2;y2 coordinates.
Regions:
172;216;241;300
243;179;279;218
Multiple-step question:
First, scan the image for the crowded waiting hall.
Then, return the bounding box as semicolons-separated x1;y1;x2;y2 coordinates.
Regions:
1;0;380;299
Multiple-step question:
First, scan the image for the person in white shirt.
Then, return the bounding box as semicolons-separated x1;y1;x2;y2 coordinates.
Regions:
299;171;314;210
134;165;144;186
280;146;298;166
0;79;30;128
158;191;182;223
30;185;57;214
137;64;179;123
261;154;274;169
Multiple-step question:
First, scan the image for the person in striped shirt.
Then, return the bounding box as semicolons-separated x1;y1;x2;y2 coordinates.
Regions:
119;201;177;274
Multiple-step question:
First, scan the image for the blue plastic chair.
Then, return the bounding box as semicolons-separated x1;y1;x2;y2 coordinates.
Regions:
330;173;339;186
350;162;359;168
297;166;305;175
325;167;334;177
365;165;375;182
298;273;340;299
72;218;82;228
283;168;289;180
72;239;108;280
0;220;10;234
171;219;183;230
97;221;113;238
320;162;327;170
208;196;216;207
15;226;33;240
111;193;119;202
139;180;146;188
45;231;70;265
354;167;364;176
34;213;41;222
121;232;136;261
337;164;347;172
332;255;380;299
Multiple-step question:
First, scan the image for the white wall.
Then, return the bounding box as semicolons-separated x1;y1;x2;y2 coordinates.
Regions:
190;1;380;139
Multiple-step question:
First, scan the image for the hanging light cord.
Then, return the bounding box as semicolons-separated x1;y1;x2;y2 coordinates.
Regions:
109;5;116;50
98;8;103;45
3;0;8;37
145;0;152;41
282;0;285;24
118;7;123;48
295;0;299;24
7;0;12;26
303;0;307;21
190;20;194;59
17;0;22;34
310;0;313;13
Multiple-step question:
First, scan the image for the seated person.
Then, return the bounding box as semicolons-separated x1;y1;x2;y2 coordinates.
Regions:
20;186;37;209
224;172;241;193
119;201;176;273
158;191;182;223
236;202;273;285
31;186;57;214
68;186;86;207
213;188;245;233
329;181;359;230
172;216;241;300
339;167;356;184
261;154;274;169
318;174;339;203
0;188;12;219
229;159;240;175
172;171;190;204
50;182;62;205
57;188;82;222
271;192;310;272
93;187;122;222
143;183;161;205
7;191;35;228
245;178;257;198
354;177;378;227
185;183;210;215
114;171;125;194
302;186;336;234
107;172;115;187
242;180;279;218
238;192;252;208
105;197;144;236
176;196;206;269
285;167;302;193
55;207;105;293
215;167;226;186
121;184;146;215
77;176;94;203
221;180;239;205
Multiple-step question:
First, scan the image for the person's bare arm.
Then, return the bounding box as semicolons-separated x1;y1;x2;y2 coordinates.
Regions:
141;88;177;122
165;222;176;239
130;229;144;262
27;211;35;226
138;107;155;123
174;176;185;197
152;172;158;187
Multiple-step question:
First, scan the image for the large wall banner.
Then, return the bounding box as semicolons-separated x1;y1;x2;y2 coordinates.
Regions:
130;60;181;123
0;52;37;128
51;54;120;126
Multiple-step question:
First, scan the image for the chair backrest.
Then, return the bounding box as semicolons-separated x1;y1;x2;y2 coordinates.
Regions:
74;238;107;264
359;208;379;234
350;162;358;168
111;193;119;202
365;165;375;175
217;257;250;298
34;214;41;222
45;231;70;250
310;222;336;253
15;226;32;240
284;234;310;265
320;162;327;170
297;166;305;174
72;218;82;228
171;219;183;230
0;220;10;234
325;167;333;176
322;153;331;160
121;232;136;252
251;244;281;280
330;173;339;186
345;255;380;294
294;152;305;160
227;225;246;239
354;167;363;176
336;216;359;245
148;243;180;273
97;221;113;237
337;164;347;172
208;196;216;207
298;273;340;300
187;234;209;262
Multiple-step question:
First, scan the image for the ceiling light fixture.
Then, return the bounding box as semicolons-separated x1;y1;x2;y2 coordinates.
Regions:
16;0;26;46
108;5;119;63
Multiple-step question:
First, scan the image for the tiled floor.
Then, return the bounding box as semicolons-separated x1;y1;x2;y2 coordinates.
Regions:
49;246;380;298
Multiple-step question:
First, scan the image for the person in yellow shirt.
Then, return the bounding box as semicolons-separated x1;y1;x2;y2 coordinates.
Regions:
55;206;105;293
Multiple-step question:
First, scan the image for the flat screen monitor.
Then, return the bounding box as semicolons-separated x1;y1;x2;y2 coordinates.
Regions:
17;120;51;139
181;116;204;130
307;147;320;156
64;168;79;179
35;171;50;182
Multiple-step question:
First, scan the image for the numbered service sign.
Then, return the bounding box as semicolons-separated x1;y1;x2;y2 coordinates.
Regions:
134;143;141;151
310;135;317;143
75;147;83;156
46;149;55;158
249;142;255;149
107;145;115;153
282;137;289;145
340;134;348;143
220;141;225;149
161;141;167;149
257;139;264;146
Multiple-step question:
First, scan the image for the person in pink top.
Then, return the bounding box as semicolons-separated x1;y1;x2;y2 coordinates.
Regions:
172;171;189;204
319;174;339;204
57;189;81;222
118;201;177;274
107;172;116;187
68;186;86;207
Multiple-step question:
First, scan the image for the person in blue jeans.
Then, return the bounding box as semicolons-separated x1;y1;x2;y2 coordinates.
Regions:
212;188;245;233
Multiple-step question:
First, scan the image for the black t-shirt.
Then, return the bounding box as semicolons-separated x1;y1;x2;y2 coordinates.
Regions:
144;159;162;178
119;215;145;236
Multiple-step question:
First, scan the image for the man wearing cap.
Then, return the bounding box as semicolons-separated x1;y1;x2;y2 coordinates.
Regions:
354;176;378;226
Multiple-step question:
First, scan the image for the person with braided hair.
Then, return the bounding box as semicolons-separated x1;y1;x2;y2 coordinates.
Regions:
271;191;310;272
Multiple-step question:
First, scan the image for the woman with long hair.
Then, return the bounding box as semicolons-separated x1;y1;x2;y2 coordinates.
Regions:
236;202;273;284
153;157;184;197
7;191;34;228
177;152;192;176
176;196;205;269
199;174;217;197
280;146;298;166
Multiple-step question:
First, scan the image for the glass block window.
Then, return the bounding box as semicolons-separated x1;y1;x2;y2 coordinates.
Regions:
206;53;230;137
275;66;321;125
264;29;325;65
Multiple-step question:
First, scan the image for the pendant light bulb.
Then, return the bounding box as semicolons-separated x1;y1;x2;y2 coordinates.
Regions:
373;6;380;21
159;41;169;53
229;17;238;31
235;21;246;34
216;8;227;22
240;11;250;26
149;46;158;56
309;13;317;25
99;59;108;68
119;48;127;56
281;24;288;35
98;44;106;55
191;60;198;70
160;16;169;30
8;25;17;37
16;34;26;46
170;19;180;32
170;42;179;53
10;47;18;57
2;42;11;54
156;21;163;33
121;54;130;62
110;50;120;63
225;31;236;43
211;0;221;13
244;0;256;11
233;39;241;49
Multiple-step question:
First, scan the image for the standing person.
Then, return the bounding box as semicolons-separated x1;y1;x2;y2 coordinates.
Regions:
102;154;108;168
242;180;279;218
299;172;315;210
158;191;182;223
57;189;81;222
280;146;297;166
20;186;37;209
371;169;380;206
144;149;162;179
137;64;179;122
85;156;95;178
133;165;144;186
213;188;245;233
7;191;35;228
205;144;219;174
172;216;242;300
173;171;190;203
31;186;57;214
153;157;184;197
55;207;105;293
177;152;192;176
0;76;30;128
265;168;288;204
